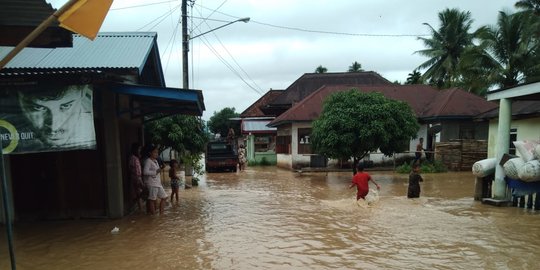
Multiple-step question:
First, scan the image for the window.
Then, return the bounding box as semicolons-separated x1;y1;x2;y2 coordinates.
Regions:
298;128;312;154
509;128;517;155
276;135;291;154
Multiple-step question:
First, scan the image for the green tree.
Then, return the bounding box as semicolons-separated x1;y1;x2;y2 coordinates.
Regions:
347;61;364;72
415;8;476;88
145;115;208;173
207;107;240;138
311;90;419;174
405;70;423;84
471;11;540;88
315;65;328;73
515;0;540;14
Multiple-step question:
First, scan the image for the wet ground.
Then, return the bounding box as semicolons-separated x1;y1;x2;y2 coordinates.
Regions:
1;166;539;269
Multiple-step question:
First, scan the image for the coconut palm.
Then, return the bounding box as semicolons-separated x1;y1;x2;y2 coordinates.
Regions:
515;0;540;14
415;8;476;88
405;70;423;84
471;11;540;88
315;65;328;73
347;61;364;72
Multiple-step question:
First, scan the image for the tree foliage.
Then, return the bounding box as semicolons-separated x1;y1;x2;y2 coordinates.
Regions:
471;11;540;88
207;107;240;138
405;70;423;84
515;0;540;14
145;115;208;158
415;8;476;89
348;61;364;72
315;65;328;73
311;90;419;173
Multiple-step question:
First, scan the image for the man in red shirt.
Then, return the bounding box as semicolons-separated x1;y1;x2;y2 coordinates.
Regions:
349;164;380;200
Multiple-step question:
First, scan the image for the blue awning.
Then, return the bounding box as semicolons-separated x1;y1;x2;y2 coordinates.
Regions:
108;83;205;120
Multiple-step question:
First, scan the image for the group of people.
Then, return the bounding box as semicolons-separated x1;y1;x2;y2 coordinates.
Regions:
129;143;186;215
349;160;424;202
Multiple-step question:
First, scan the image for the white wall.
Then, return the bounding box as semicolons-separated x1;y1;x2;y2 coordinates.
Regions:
487;117;540;158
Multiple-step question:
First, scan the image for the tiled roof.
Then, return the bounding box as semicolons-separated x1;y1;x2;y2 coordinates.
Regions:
475;100;540;120
268;84;498;127
240;89;283;117
0;32;159;72
269;71;393;106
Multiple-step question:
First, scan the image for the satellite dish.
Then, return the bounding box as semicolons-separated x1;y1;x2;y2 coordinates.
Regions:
429;124;442;135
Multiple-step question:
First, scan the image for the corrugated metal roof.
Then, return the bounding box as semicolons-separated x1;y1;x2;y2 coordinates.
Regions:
242;120;277;133
0;32;157;71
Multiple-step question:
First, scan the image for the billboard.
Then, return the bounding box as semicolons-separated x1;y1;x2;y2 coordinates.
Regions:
0;84;96;154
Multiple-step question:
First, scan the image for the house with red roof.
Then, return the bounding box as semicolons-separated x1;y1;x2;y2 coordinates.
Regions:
266;83;497;170
239;89;282;164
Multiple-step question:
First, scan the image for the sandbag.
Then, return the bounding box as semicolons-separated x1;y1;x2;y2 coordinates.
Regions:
513;140;539;162
472;158;496;177
503;158;525;179
518;160;540;182
534;144;540;160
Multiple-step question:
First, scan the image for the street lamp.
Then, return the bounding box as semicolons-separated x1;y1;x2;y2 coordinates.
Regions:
182;0;249;89
189;17;250;41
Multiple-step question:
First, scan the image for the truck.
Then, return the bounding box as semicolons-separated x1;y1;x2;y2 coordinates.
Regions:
205;141;238;172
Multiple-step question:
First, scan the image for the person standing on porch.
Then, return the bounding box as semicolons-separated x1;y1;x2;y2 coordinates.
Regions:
129;143;144;212
143;145;168;215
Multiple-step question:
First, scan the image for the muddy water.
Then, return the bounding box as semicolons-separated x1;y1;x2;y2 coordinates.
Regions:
1;167;540;269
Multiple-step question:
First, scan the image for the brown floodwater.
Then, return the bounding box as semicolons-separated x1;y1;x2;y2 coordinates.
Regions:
1;166;540;270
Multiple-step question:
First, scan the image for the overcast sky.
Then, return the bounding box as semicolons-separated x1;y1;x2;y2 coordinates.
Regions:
48;0;516;120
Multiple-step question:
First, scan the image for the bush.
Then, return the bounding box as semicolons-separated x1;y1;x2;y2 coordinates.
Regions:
396;162;412;174
395;160;447;173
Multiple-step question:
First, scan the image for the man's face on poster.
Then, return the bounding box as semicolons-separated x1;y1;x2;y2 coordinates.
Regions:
18;87;84;147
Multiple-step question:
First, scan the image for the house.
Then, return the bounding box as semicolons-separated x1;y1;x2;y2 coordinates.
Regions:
480;81;540;201
0;32;204;222
261;72;393;116
0;0;72;48
239;89;282;164
267;83;497;170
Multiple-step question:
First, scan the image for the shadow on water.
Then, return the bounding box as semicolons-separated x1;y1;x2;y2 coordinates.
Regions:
1;167;540;269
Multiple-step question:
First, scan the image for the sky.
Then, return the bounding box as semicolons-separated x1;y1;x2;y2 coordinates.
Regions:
47;0;516;120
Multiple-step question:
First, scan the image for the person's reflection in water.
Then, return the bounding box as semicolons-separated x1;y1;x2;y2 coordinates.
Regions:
18;85;95;149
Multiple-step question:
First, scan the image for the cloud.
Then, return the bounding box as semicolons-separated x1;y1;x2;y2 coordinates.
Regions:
46;0;516;120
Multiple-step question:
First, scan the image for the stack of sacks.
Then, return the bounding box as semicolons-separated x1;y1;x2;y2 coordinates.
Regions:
505;140;540;182
472;158;496;177
503;157;525;179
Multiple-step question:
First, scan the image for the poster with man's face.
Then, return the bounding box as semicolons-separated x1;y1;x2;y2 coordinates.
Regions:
0;84;96;154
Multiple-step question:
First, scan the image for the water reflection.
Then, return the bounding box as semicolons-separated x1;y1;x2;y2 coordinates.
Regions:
1;167;539;269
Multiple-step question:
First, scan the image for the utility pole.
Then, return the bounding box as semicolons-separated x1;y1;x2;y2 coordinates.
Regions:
181;0;189;89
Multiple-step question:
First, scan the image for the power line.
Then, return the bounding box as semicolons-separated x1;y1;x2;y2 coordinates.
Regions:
194;3;430;38
110;0;180;11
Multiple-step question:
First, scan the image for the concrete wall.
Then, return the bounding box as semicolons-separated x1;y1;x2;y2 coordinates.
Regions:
487;117;540;158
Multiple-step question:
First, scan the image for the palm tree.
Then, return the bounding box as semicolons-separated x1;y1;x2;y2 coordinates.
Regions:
315;65;328;73
347;61;364;72
515;0;540;14
471;11;540;88
415;8;476;88
405;70;423;84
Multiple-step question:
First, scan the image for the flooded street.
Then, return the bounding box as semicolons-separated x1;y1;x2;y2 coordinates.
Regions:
1;166;540;269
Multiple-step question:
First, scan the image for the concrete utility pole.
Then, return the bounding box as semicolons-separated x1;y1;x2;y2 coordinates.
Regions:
182;0;189;89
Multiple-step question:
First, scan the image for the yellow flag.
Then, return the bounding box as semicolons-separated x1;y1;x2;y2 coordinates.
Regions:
58;0;113;40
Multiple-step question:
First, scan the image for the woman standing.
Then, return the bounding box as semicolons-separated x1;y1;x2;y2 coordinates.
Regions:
143;146;168;215
238;144;247;171
129;143;144;212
